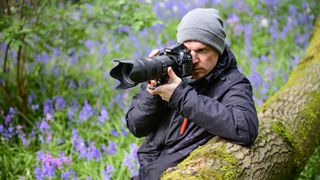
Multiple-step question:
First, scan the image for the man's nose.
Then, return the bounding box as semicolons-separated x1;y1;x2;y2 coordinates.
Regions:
191;51;199;64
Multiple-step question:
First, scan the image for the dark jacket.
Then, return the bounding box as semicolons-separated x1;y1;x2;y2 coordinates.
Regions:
126;46;259;180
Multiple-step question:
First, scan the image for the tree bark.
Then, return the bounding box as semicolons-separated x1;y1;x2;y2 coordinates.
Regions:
161;17;320;180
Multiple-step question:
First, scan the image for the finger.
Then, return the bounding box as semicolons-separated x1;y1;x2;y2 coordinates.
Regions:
147;84;161;94
167;67;179;82
148;49;160;57
148;80;157;86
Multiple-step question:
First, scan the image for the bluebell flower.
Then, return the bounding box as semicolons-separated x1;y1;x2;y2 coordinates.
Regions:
32;104;39;111
55;96;66;110
123;143;139;177
108;141;117;155
43;99;54;115
71;129;86;158
61;170;76;180
110;129;119;137
0;125;4;134
39;119;50;133
98;106;109;125
27;93;36;104
5;107;16;125
99;43;108;55
1;42;7;53
46;113;53;121
34;151;71;179
101;144;107;155
122;130;129;136
68;101;79;121
68;80;77;89
68;107;75;120
79;100;94;122
226;13;240;26
121;116;126;124
19;132;28;146
102;163;114;180
35;52;50;64
244;23;252;56
87;142;101;161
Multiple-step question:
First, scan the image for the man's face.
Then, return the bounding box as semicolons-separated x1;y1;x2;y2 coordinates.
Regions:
183;41;219;80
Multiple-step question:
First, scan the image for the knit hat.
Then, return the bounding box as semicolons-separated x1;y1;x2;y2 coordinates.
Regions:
177;8;226;55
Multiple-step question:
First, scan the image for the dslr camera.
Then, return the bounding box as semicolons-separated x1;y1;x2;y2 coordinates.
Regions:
110;43;193;89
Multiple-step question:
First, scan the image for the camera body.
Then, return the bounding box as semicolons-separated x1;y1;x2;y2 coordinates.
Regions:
110;43;193;89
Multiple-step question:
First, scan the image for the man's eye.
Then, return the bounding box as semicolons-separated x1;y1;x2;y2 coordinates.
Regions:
198;49;205;53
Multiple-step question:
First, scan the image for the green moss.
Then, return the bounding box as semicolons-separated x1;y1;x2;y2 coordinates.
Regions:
271;122;295;148
161;143;240;179
270;91;320;177
296;92;320;161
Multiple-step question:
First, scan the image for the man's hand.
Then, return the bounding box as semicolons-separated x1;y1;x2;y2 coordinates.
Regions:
147;67;182;102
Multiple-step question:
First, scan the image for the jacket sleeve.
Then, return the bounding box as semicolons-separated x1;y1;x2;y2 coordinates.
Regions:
126;83;165;138
168;79;259;146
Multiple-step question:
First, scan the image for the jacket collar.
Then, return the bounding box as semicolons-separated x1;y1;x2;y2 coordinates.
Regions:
204;44;238;81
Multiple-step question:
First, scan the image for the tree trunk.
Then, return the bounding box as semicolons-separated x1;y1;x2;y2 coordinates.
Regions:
161;17;320;180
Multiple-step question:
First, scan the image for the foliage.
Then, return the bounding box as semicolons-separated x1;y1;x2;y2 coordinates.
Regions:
0;0;319;179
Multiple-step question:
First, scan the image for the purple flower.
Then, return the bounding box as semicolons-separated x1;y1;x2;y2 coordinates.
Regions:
39;119;50;133
115;93;129;108
98;106;109;125
101;144;108;155
34;152;71;179
43;99;54;115
16;125;23;132
68;80;77;89
269;19;279;39
38;119;52;143
35;52;50;64
46;113;53;121
102;163;114;180
55;96;66;110
264;0;277;7
5;107;16;125
123;143;139;176
78;100;94;122
87;142;101;161
110;129;119;137
243;23;252;56
122;129;129;136
68;108;75;120
68;101;79;121
28;93;36;104
19;132;28;146
108;141;117;155
71;129;87;159
85;40;99;54
61;170;76;180
32;104;39;111
1;42;7;53
0;125;4;134
99;43;108;55
226;13;240;26
289;5;297;15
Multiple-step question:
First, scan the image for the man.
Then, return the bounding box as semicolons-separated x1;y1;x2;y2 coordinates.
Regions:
126;8;258;179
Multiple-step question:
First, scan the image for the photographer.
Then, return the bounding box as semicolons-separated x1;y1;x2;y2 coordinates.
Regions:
126;8;258;179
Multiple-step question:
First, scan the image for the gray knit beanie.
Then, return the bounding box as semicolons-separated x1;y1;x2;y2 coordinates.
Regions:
177;8;226;55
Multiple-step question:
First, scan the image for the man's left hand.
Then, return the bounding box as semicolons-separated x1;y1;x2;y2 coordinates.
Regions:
147;67;182;102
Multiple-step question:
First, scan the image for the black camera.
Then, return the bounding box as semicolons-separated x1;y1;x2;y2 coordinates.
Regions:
110;43;193;89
